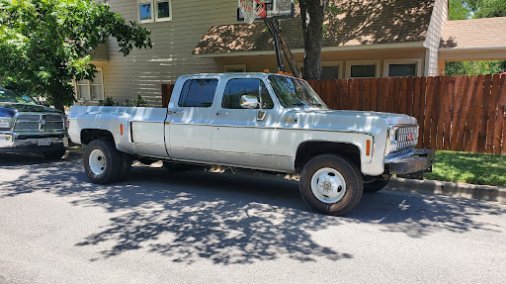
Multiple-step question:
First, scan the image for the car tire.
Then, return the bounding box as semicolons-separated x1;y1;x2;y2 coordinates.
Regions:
299;154;363;216
363;175;391;193
83;139;122;184
116;153;132;182
42;146;66;160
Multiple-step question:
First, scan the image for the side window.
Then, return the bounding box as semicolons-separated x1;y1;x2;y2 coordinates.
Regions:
222;79;274;109
178;79;218;108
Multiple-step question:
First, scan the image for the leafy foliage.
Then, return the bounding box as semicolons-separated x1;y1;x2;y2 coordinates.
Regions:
99;95;147;107
0;0;152;110
449;0;472;20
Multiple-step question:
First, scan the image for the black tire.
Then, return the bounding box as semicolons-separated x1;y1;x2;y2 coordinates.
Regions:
116;153;132;182
299;154;363;216
364;175;391;193
83;139;122;184
42;146;66;160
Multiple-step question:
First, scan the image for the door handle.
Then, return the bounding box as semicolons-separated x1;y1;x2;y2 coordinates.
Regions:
216;111;229;116
169;110;184;115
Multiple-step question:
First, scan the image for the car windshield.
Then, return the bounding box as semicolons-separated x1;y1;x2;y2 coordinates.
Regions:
268;75;328;109
0;88;38;104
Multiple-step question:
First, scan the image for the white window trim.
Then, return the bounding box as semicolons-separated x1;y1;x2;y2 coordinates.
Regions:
138;0;172;23
383;59;423;77
155;0;173;22
345;60;381;78
297;61;343;79
74;67;105;102
137;0;154;24
224;64;247;72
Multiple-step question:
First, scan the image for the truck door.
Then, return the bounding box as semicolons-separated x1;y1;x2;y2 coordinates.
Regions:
211;77;276;169
165;78;218;162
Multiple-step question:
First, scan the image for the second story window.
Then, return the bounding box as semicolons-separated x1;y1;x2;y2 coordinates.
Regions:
138;0;172;23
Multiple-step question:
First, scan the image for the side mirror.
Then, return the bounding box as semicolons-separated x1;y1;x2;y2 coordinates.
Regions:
240;95;259;109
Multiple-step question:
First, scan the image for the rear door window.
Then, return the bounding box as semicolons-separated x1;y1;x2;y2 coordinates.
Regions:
178;79;218;108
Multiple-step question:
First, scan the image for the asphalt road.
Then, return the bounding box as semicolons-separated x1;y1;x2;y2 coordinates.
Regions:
0;153;505;284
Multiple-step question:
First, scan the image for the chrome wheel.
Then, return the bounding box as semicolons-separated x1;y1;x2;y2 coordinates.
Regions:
89;149;106;176
310;167;347;204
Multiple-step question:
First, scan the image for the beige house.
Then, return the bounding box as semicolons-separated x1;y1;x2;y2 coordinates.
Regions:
75;0;506;106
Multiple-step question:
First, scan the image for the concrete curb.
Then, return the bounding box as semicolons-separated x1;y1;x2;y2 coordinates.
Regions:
386;178;506;204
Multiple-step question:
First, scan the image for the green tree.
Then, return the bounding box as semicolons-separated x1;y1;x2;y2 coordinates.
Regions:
0;0;151;111
449;0;472;20
473;0;506;18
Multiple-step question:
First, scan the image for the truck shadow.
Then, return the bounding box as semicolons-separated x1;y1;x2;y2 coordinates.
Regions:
0;151;81;166
1;159;504;265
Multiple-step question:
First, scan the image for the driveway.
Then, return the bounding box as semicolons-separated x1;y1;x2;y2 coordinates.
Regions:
0;153;505;283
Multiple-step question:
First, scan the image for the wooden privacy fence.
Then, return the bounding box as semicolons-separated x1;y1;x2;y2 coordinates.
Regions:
162;74;506;154
308;75;506;154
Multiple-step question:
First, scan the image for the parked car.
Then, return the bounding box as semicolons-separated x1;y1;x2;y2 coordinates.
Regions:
0;87;68;159
68;73;433;216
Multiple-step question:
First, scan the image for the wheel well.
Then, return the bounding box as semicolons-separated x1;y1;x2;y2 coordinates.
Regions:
80;129;115;145
295;141;361;172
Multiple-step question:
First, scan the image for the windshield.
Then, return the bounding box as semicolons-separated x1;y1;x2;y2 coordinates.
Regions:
268;75;328;109
0;88;38;104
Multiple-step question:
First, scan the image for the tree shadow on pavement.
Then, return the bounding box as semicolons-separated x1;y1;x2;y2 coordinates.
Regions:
0;158;504;264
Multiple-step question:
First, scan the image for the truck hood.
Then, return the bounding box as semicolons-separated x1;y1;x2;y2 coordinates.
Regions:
284;109;417;133
0;103;61;118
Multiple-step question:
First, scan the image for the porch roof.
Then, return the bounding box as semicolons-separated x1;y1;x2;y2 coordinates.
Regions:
193;0;435;56
439;17;506;61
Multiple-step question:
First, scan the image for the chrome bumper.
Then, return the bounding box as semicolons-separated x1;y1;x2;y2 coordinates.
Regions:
385;149;435;175
0;132;68;151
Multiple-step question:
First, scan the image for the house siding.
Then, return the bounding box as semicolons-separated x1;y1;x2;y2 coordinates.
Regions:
424;0;448;76
101;0;237;105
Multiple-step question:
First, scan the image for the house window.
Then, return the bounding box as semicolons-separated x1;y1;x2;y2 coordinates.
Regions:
298;61;342;79
346;61;380;78
384;59;422;77
138;0;172;23
138;1;153;23
75;69;105;101
224;64;246;72
156;0;172;21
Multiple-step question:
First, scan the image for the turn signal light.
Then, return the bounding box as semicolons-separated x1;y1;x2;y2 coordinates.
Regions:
366;139;372;156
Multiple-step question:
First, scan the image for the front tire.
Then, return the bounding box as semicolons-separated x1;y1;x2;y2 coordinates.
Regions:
299;155;363;216
364;175;391;193
83;140;122;184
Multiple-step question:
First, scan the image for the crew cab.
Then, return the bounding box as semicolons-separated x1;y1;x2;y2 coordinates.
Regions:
0;87;68;159
68;73;433;216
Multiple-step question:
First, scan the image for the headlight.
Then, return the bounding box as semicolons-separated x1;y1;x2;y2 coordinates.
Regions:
0;118;12;128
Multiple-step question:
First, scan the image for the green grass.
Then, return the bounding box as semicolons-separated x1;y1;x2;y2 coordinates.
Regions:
425;151;506;187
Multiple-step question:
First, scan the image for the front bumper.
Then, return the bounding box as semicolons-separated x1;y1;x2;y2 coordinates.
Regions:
0;132;68;152
385;149;435;175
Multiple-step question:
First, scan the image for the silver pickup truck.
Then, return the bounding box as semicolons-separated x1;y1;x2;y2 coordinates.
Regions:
68;73;433;216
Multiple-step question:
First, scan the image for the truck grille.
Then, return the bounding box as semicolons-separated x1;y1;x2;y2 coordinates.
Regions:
395;126;419;150
14;114;65;132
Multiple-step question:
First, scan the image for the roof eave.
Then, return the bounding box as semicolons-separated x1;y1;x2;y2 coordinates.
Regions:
194;41;426;58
